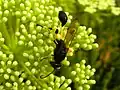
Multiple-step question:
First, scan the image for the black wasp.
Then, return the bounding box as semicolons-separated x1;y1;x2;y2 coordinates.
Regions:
40;11;78;79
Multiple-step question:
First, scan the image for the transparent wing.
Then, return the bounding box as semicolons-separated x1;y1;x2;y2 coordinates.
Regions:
64;20;78;47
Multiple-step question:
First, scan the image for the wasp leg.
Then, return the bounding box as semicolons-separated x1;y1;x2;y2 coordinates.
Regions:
40;55;53;61
40;69;55;79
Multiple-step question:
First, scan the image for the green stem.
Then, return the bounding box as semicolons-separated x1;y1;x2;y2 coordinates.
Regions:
15;18;20;32
0;22;11;47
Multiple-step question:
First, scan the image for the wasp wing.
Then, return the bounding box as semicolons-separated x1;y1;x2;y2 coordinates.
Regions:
64;20;78;47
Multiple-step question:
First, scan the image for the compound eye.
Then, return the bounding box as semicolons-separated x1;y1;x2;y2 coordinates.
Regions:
58;11;68;27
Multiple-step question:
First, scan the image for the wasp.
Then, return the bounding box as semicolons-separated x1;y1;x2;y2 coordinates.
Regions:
40;11;78;79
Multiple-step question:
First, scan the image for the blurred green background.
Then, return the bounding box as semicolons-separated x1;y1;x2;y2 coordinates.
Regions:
54;0;120;90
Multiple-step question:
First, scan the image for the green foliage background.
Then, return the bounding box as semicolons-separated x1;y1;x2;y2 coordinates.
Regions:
54;0;120;90
0;0;120;90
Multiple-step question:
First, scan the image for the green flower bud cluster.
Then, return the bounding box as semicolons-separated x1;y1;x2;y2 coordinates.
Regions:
55;0;120;15
41;74;72;90
78;0;115;13
111;7;120;15
72;26;98;51
61;60;96;90
54;0;77;13
0;0;97;90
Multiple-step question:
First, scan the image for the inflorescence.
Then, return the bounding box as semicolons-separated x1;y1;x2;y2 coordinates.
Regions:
55;0;120;15
0;0;98;90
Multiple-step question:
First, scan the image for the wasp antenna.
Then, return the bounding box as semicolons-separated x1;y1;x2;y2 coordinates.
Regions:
40;70;55;79
40;56;51;61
